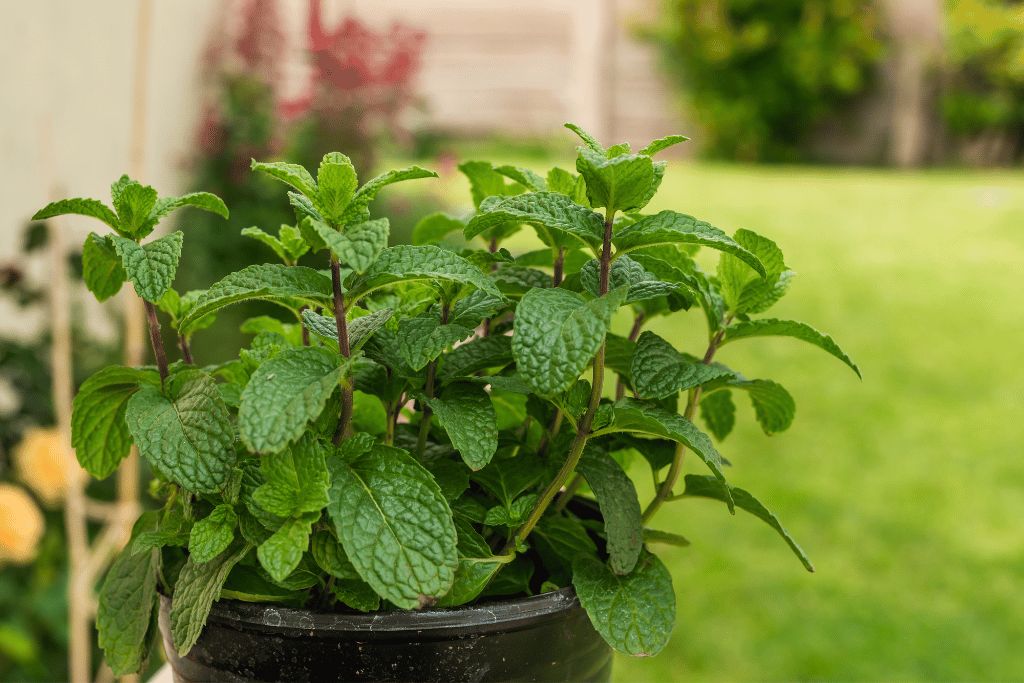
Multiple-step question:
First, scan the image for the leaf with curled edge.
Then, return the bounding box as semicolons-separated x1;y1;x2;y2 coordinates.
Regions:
576;442;644;574
639;134;689;157
572;550;675;656
427;382;498;470
170;540;251;656
238;346;348;455
302;217;389;272
576;149;657;214
180;264;334;335
188;504;238;563
326;444;458;609
302;307;393;352
464;192;604;250
257;513;318;583
437;335;513;384
630;331;736;400
579;256;680;303
339;166;438;225
96;543;160;675
699;389;736;441
138;192;228;239
125;372;235;494
251;159;319;200
395;313;474;372
33;197;121;233
111;232;183;302
82;232;127;301
346;245;505;304
721;318;862;378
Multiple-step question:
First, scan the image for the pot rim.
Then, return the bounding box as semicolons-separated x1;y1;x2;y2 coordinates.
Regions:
165;586;583;639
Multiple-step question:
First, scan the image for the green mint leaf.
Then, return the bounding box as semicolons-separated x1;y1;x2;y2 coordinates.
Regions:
426;459;471;502
629;251;724;331
577;443;644;574
97;545;159;675
71;366;157;479
564;122;606;154
219;564;306;604
700;390;736;441
332;579;381;611
579;255;680;303
638;135;689;157
255;435;331;515
279;225;309;262
493;165;547;191
301;308;393;351
111;180;158;237
512;288;618;398
241;226;289;263
139;193;228;238
315;153;358;225
485;493;538;527
463;192;604;250
534;516;598;581
347;245;505;303
605;143;632;157
111;231;183;302
437;335;513;384
683;474;814;571
721;318;862;378
449;289;505;328
612;397;732;510
169;540;251;656
458;160;514;209
288;191;323;223
729;379;795;435
718;228;790;314
604;333;636;384
311;529;359;579
436;517;512;607
251;159;319;201
643;528;691;546
82;232;127;301
326;444;458;608
302;217;389;272
614;211;767;278
188;504;238;563
572;550;675;656
610;433;676;471
427;383;498;470
180;264;333;335
412;212;465;245
33;197;121;233
630;331;735;399
239;347;347;455
257;514;316;583
469;456;546;508
125;373;235;493
395;312;474;371
576;149;656;214
340;166;438;225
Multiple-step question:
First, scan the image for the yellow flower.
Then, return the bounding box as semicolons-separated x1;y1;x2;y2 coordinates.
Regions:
13;427;81;506
0;484;45;564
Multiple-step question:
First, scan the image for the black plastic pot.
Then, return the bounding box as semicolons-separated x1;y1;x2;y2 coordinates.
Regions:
157;586;612;683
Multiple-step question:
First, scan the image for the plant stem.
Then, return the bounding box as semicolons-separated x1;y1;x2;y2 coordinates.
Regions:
330;257;352;445
177;334;194;366
641;318;731;524
143;299;169;385
616;310;645;400
553;247;564;287
416;303;450;458
534;410;564;458
299;305;310;346
504;213;615;553
384;401;395;446
551;472;583;513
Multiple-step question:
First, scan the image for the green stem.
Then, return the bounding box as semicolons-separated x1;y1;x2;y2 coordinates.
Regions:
177;334;195;366
330;257;353;446
384;400;396;447
143;299;169;385
551;472;584;513
534;410;564;458
416;303;450;458
616;310;645;400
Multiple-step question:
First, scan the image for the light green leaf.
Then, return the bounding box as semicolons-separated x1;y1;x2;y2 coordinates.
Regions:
577;443;643;574
427;383;498;470
347;245;505;303
458;160;516;208
241;226;289;263
311;529;359;579
565;122;606;154
71;366;158;479
579;255;680;303
96;545;159;675
630;331;736;399
614;211;767;278
718;228;791;314
572;550;676;656
82;232;127;301
412;213;465;245
629;251;724;331
721;318;862;378
436;517;512;607
437;335;513;384
315;153;359;225
188;504;238;563
303;217;389;272
395;313;474;371
125;373;235;493
251;159;319;200
340;166;438;225
493;165;546;191
169;540;251;656
700;389;735;441
683;474;814;571
326;445;458;608
239;346;347;455
180;264;334;335
643;528;690;546
112;181;159;237
111;232;183;302
730;379;796;435
484;493;537;527
257;514;316;583
576;149;656;214
139;192;228;238
253;435;331;516
32;197;120;233
611;397;732;510
464;192;604;250
639;135;689;157
512;288;619;398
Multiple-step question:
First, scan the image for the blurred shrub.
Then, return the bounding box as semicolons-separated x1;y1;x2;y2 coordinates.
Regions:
942;0;1024;161
641;0;883;161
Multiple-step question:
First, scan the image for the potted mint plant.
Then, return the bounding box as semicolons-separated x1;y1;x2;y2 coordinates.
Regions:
35;123;859;682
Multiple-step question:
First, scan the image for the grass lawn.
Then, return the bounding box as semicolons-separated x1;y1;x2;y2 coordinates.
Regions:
431;159;1024;681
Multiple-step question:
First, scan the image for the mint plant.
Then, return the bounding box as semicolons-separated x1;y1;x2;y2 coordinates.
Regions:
38;124;859;676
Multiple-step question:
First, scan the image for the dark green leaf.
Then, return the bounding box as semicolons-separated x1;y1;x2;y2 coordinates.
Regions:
412;213;465;245
534;515;598;580
32;197;120;233
721;318;862;378
303;217;389;272
493;165;546;191
437;335;513;384
188;504;237;563
82;232;127;301
331;579;381;612
630;331;735;399
464;192;604;250
700;390;736;441
643;528;691;546
169;540;251;656
579;256;679;303
395;312;474;371
310;529;359;579
96;545;159;675
469;456;545;507
347;245;505;303
730;379;796;434
427;383;498;470
436;517;513;607
111;232;183;302
577;443;643;574
241;226;288;263
257;514;317;583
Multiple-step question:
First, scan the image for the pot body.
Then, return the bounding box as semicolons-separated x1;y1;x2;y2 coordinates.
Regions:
158;587;612;683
